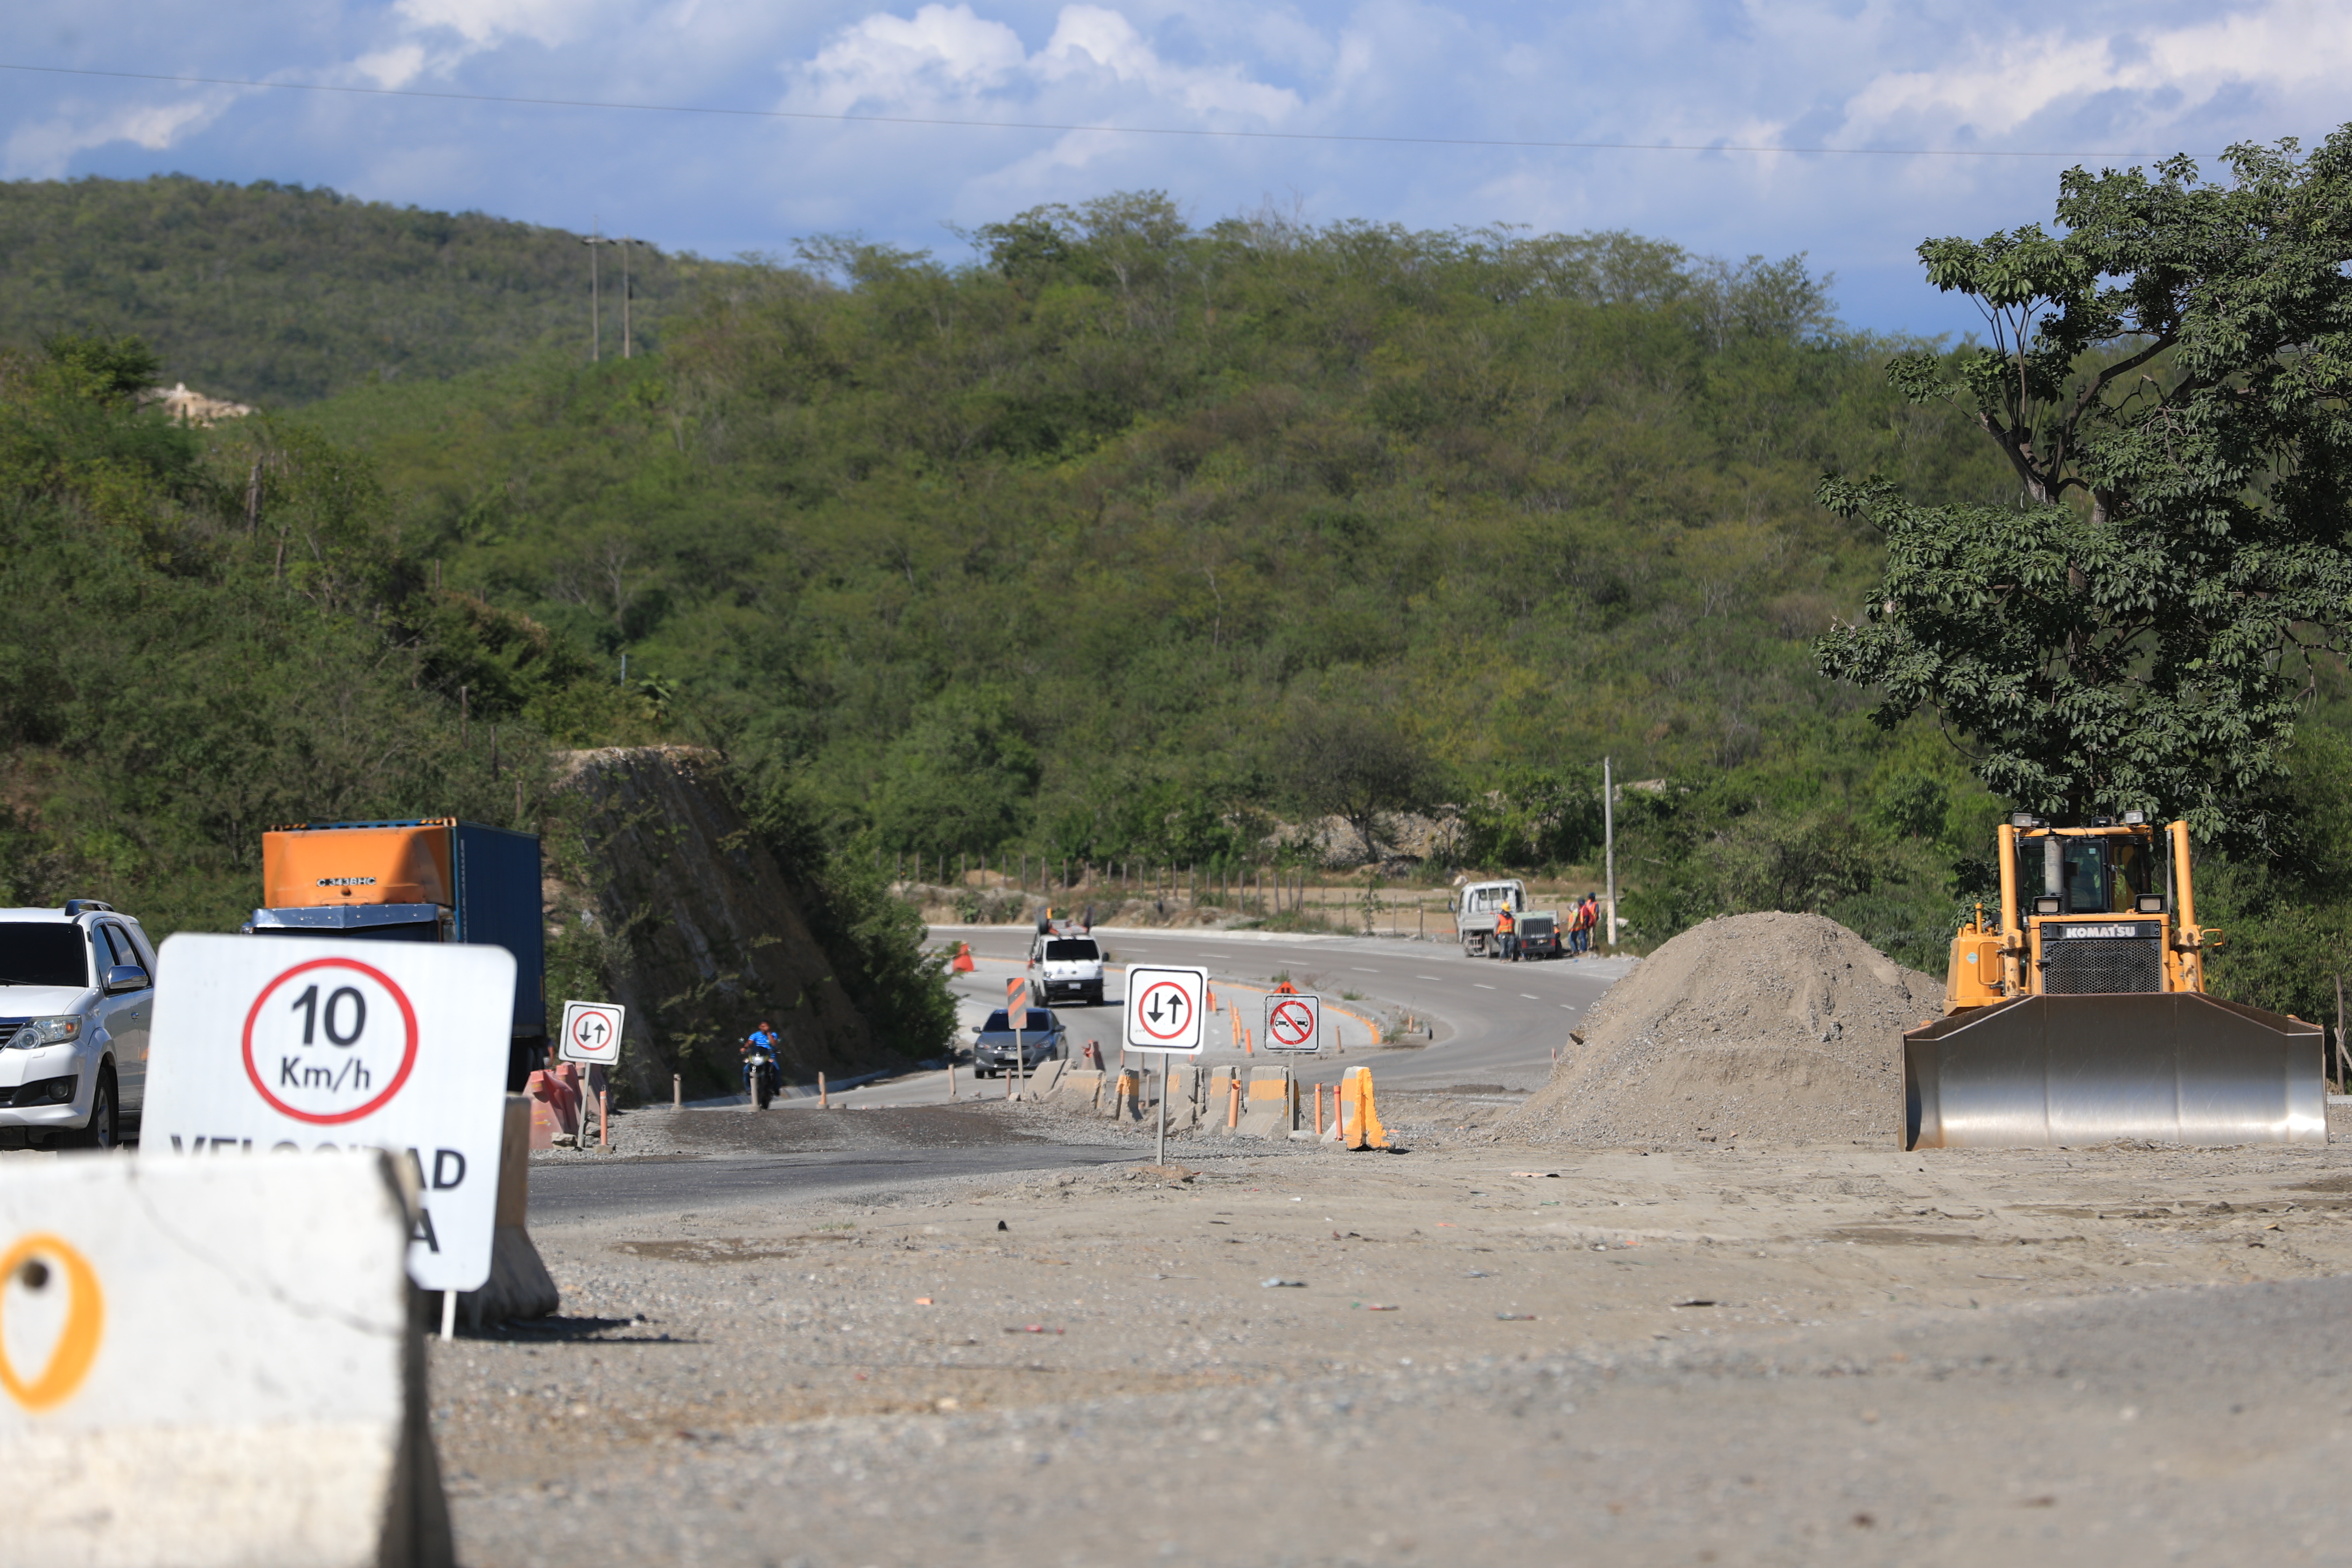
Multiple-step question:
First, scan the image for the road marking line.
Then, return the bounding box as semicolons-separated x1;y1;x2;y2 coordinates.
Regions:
1474;984;1496;990
1417;975;1438;980
1521;994;1539;1000
1350;967;1379;973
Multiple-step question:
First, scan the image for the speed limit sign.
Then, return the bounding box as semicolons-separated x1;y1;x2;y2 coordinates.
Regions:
559;999;625;1066
1263;992;1321;1052
141;934;514;1293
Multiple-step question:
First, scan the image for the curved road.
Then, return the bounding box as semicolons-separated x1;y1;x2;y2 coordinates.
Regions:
928;922;1637;1097
531;925;1636;1216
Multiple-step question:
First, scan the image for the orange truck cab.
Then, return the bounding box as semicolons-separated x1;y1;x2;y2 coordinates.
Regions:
248;818;547;1088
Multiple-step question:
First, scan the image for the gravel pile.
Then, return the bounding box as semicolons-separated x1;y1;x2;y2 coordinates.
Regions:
1503;911;1941;1148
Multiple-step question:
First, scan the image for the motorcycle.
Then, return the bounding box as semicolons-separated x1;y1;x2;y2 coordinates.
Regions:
744;1045;780;1110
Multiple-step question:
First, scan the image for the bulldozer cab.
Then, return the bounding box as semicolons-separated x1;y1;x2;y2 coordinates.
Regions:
1908;814;2324;1150
2028;831;2152;916
1945;816;2196;1010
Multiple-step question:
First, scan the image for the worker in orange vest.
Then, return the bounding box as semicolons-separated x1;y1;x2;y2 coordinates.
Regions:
1496;904;1517;962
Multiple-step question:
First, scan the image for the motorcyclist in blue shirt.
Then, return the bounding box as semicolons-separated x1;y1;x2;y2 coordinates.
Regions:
743;1021;781;1104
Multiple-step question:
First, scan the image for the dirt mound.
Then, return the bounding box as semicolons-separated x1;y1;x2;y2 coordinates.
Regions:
1504;911;1941;1147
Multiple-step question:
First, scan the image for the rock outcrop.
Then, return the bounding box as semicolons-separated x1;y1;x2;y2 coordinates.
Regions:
551;746;887;1101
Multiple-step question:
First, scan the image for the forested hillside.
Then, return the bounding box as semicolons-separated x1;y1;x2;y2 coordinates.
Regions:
0;332;948;1060
6;182;2349;1020
295;197;2028;968
0;175;716;405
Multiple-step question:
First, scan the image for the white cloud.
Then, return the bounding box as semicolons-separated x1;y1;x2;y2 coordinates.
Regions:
794;4;1030;112
391;0;603;51
787;2;1300;125
4;93;231;179
1837;1;2352;148
353;45;431;90
1035;5;1299;121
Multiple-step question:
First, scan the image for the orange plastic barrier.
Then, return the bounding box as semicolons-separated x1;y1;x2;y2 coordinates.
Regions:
523;1069;580;1149
1339;1067;1387;1150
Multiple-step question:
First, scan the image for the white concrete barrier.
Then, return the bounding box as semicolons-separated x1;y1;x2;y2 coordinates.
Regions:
0;1152;450;1567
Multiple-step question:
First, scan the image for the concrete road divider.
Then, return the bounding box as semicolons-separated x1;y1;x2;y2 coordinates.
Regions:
1062;1068;1104;1109
1102;1070;1143;1121
1163;1064;1202;1132
459;1096;559;1331
0;1151;452;1568
1202;1066;1240;1135
1236;1067;1296;1139
1026;1057;1067;1098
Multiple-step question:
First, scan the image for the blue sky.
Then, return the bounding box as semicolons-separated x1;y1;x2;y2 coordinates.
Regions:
7;0;2346;336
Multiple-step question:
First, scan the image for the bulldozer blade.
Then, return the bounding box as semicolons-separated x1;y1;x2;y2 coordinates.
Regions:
1905;993;2326;1150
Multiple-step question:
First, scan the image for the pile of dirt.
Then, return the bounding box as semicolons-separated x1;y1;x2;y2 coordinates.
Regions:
1503;911;1941;1147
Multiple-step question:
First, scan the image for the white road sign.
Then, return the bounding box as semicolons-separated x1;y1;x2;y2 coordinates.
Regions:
1123;964;1207;1054
1263;992;1321;1052
140;933;514;1293
559;999;625;1066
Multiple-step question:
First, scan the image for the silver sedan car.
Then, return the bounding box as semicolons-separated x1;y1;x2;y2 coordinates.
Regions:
971;1007;1066;1077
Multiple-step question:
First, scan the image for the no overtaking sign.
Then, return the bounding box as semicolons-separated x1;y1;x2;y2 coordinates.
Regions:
1263;992;1321;1052
141;934;515;1293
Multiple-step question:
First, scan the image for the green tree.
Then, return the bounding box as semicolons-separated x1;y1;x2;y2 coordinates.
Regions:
869;688;1040;856
1278;701;1447;862
1818;134;2352;841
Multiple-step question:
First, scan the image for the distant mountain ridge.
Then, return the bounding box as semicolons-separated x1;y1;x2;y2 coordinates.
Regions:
0;174;721;405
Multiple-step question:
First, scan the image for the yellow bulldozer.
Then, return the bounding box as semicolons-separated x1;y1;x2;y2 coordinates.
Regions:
1905;813;2327;1149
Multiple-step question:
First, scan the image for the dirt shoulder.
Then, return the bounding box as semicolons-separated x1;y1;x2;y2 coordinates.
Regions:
442;1117;2352;1564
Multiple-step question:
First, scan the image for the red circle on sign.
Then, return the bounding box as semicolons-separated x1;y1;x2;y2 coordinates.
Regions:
1135;980;1194;1041
1271;1000;1314;1043
240;957;421;1124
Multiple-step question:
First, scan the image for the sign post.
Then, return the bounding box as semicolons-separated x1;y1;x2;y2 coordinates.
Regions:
1263;991;1322;1053
1124;964;1207;1164
141;934;515;1301
559;1000;625;1149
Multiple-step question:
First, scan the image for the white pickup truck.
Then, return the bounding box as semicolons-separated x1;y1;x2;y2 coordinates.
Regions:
1028;929;1106;1006
1452;879;1526;958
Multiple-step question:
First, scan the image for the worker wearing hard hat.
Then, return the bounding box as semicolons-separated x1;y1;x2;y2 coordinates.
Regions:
1496;904;1517;962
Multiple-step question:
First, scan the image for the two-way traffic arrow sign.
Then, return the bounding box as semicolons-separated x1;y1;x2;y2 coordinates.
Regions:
1123;965;1207;1054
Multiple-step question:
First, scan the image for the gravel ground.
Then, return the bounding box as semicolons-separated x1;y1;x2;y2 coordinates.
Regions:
447;1114;2352;1565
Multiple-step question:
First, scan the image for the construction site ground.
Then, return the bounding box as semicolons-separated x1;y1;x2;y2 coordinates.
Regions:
444;1105;2352;1566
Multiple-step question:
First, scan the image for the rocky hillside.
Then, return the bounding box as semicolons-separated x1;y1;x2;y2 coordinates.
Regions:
550;746;893;1100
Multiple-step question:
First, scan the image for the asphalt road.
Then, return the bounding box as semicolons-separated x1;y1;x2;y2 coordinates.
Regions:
528;1140;1136;1222
533;924;1637;1217
831;923;1638;1109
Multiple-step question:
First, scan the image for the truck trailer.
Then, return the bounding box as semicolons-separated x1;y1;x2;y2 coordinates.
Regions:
247;817;549;1090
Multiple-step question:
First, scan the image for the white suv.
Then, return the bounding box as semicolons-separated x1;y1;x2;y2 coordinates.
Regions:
0;901;152;1148
1028;930;1105;1006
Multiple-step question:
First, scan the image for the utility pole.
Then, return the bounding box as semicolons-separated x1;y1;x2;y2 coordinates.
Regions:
619;236;635;359
1603;755;1618;949
583;219;619;362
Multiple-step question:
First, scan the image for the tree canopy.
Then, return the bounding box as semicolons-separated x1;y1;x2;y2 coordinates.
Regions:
1819;134;2352;842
